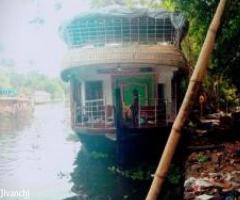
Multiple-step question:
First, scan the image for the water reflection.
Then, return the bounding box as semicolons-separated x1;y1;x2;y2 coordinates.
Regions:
0;112;32;133
68;148;150;200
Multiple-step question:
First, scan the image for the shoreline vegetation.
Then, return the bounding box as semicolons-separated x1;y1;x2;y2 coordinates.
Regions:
0;70;66;101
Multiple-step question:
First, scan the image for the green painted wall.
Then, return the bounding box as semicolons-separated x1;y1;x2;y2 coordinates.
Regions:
114;74;155;106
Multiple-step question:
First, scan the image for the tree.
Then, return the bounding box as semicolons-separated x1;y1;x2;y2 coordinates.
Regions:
174;0;240;79
0;69;66;99
89;0;162;8
0;71;11;88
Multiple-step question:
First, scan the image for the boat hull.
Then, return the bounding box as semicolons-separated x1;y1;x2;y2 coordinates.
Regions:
75;125;172;164
76;132;116;155
116;125;171;164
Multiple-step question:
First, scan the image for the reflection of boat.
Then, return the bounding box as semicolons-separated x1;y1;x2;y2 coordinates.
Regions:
68;148;149;200
67;147;184;200
60;6;187;161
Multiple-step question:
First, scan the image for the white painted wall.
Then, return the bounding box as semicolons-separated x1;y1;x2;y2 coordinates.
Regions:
157;67;175;101
103;76;113;105
158;71;173;102
74;68;113;106
156;66;178;121
80;81;86;106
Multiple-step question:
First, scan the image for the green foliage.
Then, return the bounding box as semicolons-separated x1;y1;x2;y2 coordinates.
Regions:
171;0;240;103
108;165;153;181
167;165;182;185
197;154;209;164
0;70;65;99
172;0;216;67
161;0;176;11
44;79;65;99
203;74;238;108
0;71;11;88
89;0;163;8
124;0;240;103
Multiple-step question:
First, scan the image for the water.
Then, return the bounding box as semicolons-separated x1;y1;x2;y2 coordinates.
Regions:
0;103;152;200
0;103;80;200
0;103;182;200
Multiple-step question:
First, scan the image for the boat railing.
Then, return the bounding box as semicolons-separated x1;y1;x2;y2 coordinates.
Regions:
122;97;177;127
139;98;177;127
73;97;177;129
74;99;114;128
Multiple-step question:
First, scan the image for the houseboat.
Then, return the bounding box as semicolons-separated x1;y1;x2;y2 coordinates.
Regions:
0;88;33;131
60;6;187;161
33;90;51;104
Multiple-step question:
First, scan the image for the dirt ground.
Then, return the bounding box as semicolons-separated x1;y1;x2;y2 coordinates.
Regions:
184;112;240;200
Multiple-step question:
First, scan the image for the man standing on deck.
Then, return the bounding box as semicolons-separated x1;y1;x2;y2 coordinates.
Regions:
130;89;139;127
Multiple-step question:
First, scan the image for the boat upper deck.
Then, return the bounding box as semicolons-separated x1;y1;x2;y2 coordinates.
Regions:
59;6;187;48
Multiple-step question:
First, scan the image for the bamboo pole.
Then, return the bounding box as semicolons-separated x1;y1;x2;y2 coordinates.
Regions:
146;0;228;199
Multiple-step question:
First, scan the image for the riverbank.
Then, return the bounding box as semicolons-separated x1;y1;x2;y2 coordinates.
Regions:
184;112;240;199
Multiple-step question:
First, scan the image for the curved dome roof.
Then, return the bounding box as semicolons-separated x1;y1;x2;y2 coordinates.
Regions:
59;6;186;47
61;5;181;20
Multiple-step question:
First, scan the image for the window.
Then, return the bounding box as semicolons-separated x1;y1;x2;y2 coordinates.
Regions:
85;81;103;100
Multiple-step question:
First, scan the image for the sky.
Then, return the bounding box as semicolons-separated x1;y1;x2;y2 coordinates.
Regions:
0;0;90;77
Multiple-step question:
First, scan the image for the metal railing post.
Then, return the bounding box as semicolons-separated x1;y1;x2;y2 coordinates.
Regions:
155;99;157;126
165;99;168;125
91;103;94;127
73;102;76;126
104;97;107;128
138;98;141;127
81;106;84;127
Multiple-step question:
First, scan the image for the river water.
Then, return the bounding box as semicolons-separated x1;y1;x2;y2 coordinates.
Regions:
0;103;80;200
0;103;182;200
0;103;153;200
